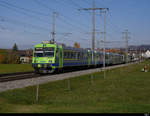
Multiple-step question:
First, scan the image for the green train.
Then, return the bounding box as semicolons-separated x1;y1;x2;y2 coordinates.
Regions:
32;41;125;73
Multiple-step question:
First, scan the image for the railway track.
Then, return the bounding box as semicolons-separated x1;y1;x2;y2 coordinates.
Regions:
0;71;34;77
0;62;138;83
0;62;139;92
0;67;93;83
0;64;96;83
0;73;41;83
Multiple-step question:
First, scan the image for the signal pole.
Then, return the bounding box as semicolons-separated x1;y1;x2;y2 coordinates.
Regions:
79;0;108;63
51;12;56;42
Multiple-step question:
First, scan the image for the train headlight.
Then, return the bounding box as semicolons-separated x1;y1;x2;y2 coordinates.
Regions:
38;64;41;67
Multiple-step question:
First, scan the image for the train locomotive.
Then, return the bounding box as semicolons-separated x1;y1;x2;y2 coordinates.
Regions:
32;41;125;74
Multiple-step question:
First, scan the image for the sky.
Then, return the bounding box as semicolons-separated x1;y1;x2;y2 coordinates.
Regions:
0;0;150;50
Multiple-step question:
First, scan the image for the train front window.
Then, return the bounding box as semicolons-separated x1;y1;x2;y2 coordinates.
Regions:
34;52;44;57
35;48;43;51
34;48;44;57
45;52;54;57
44;47;54;57
34;47;55;57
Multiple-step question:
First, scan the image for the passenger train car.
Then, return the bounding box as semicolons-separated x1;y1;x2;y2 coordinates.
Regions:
32;41;125;73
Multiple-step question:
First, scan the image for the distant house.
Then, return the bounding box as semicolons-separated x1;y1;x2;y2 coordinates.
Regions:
20;56;30;64
18;49;33;64
145;50;150;59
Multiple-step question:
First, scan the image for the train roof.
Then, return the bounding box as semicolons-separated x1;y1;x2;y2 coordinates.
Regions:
34;41;125;56
63;46;88;52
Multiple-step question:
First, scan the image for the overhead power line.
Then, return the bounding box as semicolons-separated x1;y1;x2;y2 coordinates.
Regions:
0;3;50;24
0;16;49;31
0;1;49;16
0;1;86;34
33;0;91;30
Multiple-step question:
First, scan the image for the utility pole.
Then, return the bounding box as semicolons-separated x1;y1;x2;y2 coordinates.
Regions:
101;10;108;79
123;29;130;63
96;9;109;79
97;40;100;49
51;12;56;42
92;0;95;61
79;0;108;63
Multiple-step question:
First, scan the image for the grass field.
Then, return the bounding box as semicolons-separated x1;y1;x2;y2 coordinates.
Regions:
0;61;150;113
0;64;34;74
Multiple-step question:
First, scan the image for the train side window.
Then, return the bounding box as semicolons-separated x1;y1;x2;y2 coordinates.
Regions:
73;52;76;59
84;53;87;59
65;52;68;59
80;52;82;59
78;52;80;59
73;52;75;59
82;52;84;59
68;52;70;59
67;52;69;58
64;52;67;58
80;53;82;59
83;53;84;59
66;52;68;58
71;52;74;59
65;51;68;59
76;52;77;59
86;53;88;59
78;53;80;59
86;53;87;59
64;52;65;58
70;52;72;59
71;52;73;59
68;52;70;58
83;53;85;59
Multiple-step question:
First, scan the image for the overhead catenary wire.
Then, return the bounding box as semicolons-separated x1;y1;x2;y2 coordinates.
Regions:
0;0;50;16
0;0;127;50
0;0;92;35
0;16;49;31
33;0;91;30
0;3;50;24
33;0;92;44
0;1;88;44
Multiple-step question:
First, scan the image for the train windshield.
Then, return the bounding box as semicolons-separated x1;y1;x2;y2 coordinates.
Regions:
44;47;54;57
34;53;44;57
34;47;55;57
44;52;54;57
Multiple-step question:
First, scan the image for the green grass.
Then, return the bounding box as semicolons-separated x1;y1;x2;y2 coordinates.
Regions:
0;61;150;113
0;64;34;74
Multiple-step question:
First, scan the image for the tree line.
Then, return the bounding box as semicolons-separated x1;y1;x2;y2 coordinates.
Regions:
0;43;20;64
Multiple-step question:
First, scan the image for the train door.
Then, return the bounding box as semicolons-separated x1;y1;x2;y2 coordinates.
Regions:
58;46;63;68
88;51;91;66
95;52;97;66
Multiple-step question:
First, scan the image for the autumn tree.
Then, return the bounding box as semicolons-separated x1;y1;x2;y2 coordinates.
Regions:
6;43;20;64
0;54;5;63
74;42;80;48
0;49;7;64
